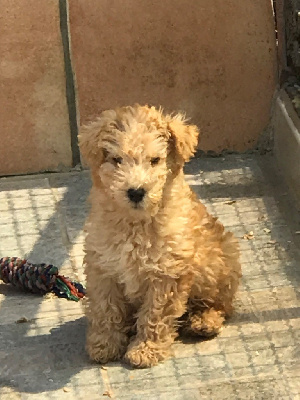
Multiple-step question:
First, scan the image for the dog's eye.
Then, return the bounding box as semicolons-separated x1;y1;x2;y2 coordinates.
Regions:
150;157;160;166
112;157;122;165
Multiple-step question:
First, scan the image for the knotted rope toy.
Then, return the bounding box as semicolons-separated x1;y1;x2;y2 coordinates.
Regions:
0;257;85;301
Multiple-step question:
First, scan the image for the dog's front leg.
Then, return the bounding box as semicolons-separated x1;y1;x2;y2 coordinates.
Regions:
85;274;130;363
124;274;191;368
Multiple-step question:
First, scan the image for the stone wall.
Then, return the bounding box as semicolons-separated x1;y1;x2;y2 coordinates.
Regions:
0;0;277;175
0;1;72;175
69;0;277;153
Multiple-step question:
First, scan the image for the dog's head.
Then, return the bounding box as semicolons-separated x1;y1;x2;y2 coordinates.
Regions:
79;105;199;217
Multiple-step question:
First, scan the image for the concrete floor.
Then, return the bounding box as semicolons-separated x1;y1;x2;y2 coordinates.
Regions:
0;155;299;400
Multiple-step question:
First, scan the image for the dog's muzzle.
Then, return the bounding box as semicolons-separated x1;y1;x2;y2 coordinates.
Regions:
127;188;146;204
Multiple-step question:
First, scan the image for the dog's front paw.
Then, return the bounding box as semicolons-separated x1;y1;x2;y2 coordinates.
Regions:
124;340;169;368
87;330;128;363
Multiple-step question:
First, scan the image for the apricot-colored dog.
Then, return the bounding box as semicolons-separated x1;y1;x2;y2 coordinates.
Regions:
79;105;241;368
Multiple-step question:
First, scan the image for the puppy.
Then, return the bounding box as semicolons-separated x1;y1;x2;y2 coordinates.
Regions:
79;105;241;368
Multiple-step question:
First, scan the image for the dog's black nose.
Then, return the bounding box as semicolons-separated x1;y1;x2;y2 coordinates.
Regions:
127;188;146;203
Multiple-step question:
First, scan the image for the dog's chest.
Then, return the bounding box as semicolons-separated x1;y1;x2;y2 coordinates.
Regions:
89;208;195;301
115;225;163;299
92;222;165;299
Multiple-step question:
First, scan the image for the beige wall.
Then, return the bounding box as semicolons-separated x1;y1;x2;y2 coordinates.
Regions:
0;1;277;175
69;0;277;153
0;0;72;175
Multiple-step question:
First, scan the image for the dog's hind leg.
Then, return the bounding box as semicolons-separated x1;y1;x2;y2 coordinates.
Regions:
182;230;241;338
181;307;225;337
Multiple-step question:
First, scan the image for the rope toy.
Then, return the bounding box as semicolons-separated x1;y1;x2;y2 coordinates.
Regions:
0;257;85;302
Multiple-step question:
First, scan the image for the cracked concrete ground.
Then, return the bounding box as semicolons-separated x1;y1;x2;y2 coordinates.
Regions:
0;154;300;400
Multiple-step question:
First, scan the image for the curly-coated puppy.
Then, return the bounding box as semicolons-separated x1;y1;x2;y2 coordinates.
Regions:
79;105;241;368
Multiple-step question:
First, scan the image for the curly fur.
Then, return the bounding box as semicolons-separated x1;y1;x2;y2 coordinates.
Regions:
79;105;242;368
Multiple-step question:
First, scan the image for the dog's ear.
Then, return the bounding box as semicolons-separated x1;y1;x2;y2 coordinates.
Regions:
166;114;200;164
79;110;117;168
79;118;103;168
